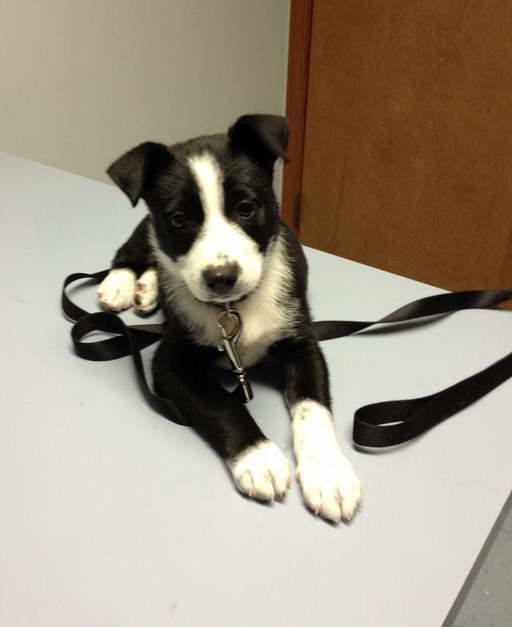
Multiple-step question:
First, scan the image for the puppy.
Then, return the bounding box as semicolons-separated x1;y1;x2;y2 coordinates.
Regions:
98;114;361;523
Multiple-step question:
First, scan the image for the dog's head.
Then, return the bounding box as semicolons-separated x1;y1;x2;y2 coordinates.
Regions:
107;114;288;303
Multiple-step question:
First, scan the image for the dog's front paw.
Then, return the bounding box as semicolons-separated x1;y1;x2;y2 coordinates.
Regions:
228;440;291;502
97;268;136;312
134;267;159;314
297;450;362;524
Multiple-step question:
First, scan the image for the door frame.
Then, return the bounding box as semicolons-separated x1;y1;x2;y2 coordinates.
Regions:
281;0;314;233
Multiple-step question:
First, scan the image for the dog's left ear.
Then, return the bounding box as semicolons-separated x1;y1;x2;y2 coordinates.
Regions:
107;141;172;207
228;114;289;171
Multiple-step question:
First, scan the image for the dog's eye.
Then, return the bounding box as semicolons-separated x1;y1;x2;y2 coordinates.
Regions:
170;213;186;229
236;201;256;220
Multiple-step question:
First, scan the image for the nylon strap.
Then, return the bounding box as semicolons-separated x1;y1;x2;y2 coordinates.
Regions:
62;271;512;447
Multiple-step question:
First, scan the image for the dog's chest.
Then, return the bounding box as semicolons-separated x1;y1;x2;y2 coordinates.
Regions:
183;292;293;368
224;297;290;367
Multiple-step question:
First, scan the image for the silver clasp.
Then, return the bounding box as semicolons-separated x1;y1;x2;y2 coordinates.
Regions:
217;304;253;403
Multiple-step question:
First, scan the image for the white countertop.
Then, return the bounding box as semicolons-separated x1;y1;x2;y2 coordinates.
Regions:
1;152;511;627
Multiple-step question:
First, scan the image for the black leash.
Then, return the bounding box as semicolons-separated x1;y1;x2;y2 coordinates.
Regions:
62;271;187;426
62;271;512;447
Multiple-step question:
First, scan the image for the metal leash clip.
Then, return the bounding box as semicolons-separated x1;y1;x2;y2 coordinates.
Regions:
217;304;254;403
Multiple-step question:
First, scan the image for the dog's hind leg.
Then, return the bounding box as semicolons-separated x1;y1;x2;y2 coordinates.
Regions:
133;267;159;314
97;267;137;312
97;216;159;314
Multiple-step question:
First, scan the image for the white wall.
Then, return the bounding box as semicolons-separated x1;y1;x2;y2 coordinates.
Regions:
0;0;290;183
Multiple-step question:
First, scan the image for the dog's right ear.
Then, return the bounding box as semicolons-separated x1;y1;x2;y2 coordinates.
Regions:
107;142;172;207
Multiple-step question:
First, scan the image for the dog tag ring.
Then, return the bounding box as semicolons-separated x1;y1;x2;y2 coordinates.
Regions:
217;306;254;403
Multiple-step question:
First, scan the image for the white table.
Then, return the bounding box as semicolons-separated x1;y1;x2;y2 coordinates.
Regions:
1;152;511;627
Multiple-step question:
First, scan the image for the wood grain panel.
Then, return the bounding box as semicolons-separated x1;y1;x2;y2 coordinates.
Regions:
282;0;314;231
300;0;512;292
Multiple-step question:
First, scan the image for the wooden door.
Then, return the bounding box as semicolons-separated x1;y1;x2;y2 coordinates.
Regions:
289;0;512;291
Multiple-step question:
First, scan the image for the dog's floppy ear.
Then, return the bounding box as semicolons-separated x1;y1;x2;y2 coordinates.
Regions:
228;114;289;170
107;141;172;207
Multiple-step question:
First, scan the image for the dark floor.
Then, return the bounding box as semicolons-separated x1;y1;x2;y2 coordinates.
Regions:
451;505;512;627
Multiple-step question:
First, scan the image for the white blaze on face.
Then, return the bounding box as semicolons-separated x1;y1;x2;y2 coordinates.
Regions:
177;152;263;302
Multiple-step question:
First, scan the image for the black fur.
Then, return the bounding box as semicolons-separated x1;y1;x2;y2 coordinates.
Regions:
106;114;331;463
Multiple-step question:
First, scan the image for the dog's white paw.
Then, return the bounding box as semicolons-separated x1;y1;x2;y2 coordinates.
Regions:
297;451;362;523
228;440;291;502
97;268;136;312
291;399;362;523
134;267;159;313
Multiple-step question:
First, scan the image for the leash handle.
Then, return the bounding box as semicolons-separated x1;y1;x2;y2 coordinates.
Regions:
313;288;512;447
62;271;512;447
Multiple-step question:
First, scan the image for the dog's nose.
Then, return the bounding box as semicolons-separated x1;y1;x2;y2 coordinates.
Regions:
202;263;240;296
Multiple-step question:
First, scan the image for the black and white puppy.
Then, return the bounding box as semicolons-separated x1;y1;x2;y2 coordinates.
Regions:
98;114;361;523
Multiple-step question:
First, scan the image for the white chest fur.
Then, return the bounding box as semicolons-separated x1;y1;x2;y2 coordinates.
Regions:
152;229;298;367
